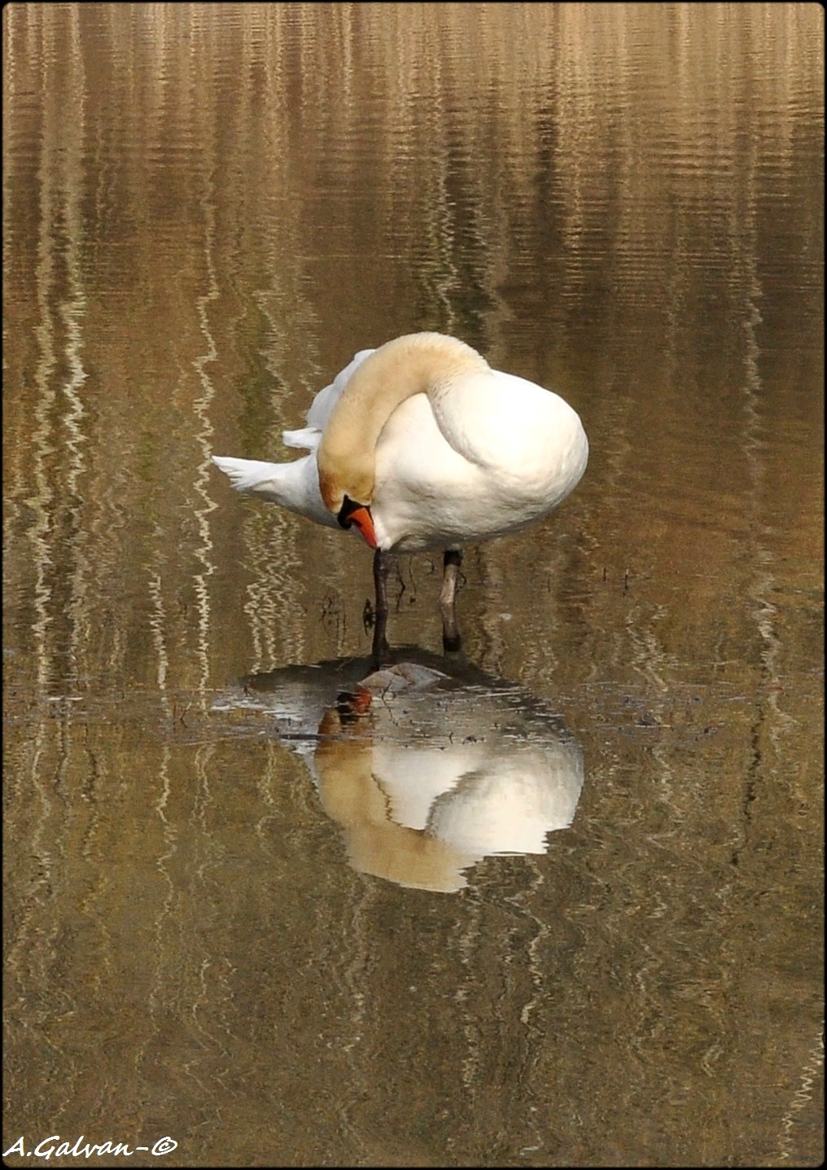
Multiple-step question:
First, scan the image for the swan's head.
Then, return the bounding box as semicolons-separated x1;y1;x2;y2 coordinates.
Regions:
316;333;486;551
318;457;378;549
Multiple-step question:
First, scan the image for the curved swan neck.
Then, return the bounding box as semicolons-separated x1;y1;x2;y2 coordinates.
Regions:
317;333;488;509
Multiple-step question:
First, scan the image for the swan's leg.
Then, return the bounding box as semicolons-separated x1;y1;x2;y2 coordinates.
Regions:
440;549;463;652
373;549;393;618
372;549;392;663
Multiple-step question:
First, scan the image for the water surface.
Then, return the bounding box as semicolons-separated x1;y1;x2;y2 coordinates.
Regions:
3;3;823;1167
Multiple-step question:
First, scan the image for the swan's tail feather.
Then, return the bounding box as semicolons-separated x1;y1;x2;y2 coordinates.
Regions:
212;455;280;493
282;426;322;451
212;452;334;527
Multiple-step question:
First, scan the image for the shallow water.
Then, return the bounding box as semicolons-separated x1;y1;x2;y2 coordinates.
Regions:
2;3;823;1167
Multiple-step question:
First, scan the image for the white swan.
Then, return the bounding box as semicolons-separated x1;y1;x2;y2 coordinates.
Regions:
213;333;588;639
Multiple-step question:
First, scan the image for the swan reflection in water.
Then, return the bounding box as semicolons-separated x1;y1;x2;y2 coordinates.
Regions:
215;650;584;893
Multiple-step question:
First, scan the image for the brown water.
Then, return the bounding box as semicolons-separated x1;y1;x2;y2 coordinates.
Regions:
3;3;824;1167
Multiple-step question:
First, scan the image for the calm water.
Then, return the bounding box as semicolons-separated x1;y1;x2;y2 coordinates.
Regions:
3;3;824;1167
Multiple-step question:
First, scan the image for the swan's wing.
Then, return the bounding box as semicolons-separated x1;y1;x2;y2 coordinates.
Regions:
304;348;375;430
277;348;375;448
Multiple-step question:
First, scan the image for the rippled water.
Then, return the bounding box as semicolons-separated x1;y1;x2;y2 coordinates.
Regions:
3;4;823;1167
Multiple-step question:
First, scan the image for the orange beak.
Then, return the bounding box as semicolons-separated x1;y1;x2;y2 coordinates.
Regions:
348;505;378;549
336;495;379;549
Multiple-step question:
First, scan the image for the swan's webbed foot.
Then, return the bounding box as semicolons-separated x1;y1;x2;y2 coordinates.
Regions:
440;549;463;653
